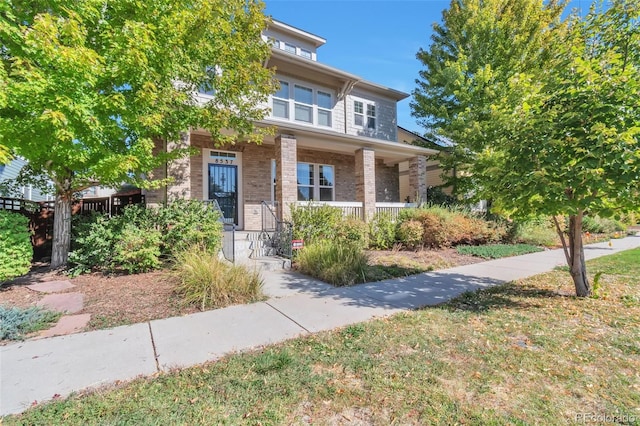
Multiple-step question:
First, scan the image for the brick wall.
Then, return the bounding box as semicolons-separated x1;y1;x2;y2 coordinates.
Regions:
376;159;399;202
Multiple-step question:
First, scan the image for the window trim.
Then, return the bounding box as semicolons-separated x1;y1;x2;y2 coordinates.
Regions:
295;162;335;202
270;78;334;128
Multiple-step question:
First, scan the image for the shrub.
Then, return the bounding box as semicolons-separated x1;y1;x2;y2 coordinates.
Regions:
114;225;162;274
0;210;32;282
295;240;368;286
170;245;264;310
0;305;61;340
397;220;423;250
70;201;224;275
398;206;505;249
69;213;117;275
156;199;223;255
507;218;559;247
335;217;369;249
582;215;626;234
368;212;397;250
456;243;544;259
290;203;342;244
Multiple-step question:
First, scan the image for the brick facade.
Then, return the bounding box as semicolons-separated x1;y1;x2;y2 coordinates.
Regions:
409;155;428;203
147;132;404;229
275;134;298;222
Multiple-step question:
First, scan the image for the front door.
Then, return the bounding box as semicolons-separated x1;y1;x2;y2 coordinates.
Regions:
208;163;238;224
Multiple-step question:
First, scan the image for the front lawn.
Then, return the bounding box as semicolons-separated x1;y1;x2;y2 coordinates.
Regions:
6;248;639;424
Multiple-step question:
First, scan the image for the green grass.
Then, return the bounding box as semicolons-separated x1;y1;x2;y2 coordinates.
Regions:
456;243;544;259
4;248;640;424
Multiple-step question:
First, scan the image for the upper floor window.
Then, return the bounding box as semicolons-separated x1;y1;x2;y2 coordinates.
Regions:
354;101;364;126
271;80;333;127
300;48;312;59
294;85;313;123
367;104;376;129
317;91;332;127
284;42;296;54
272;81;289;119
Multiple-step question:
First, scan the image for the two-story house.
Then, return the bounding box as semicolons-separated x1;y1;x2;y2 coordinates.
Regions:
146;20;438;230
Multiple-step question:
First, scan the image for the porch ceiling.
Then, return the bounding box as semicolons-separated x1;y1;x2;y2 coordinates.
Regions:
258;120;439;164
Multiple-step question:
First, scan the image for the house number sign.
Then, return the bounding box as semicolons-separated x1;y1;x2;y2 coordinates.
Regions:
210;158;235;165
209;151;236;165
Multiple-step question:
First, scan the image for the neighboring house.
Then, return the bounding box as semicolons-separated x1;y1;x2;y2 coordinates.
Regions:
397;126;455;202
146;20;438;230
0;157;54;202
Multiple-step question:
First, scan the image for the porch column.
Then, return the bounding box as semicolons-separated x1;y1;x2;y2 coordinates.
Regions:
355;148;376;222
144;133;191;206
409;155;428;203
166;132;191;202
275;134;297;221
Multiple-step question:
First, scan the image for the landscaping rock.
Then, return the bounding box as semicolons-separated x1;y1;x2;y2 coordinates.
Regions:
36;293;84;314
26;280;75;293
38;314;91;338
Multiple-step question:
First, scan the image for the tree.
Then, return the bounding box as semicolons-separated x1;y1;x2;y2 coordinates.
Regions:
412;0;640;296
0;0;276;268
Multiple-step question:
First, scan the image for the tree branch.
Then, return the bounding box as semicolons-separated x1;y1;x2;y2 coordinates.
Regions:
553;215;571;266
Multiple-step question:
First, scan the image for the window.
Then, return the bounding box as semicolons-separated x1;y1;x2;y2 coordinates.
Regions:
294;85;313;123
300;48;312;59
354;101;364;126
317;91;332;127
367;104;376;129
272;81;289;119
284;42;296;54
296;163;334;201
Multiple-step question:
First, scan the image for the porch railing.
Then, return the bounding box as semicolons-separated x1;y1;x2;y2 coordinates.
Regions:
293;201;416;221
261;201;293;259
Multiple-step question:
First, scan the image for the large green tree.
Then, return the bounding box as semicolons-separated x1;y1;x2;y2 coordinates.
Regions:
412;0;640;296
0;0;276;268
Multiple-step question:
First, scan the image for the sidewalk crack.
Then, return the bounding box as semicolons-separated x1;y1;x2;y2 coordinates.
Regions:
147;322;160;372
265;302;310;333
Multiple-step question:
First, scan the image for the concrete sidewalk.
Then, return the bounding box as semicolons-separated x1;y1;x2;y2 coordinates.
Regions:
2;236;639;416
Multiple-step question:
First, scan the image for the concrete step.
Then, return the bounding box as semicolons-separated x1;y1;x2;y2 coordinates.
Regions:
236;257;291;272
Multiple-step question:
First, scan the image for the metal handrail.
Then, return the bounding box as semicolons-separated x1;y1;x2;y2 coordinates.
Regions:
260;200;293;258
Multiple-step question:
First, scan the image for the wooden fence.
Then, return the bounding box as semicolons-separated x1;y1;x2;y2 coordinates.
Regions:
0;193;145;260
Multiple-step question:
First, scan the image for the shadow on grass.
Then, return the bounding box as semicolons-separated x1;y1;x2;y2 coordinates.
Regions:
440;283;567;313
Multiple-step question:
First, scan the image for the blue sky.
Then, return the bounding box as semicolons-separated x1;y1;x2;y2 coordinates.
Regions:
264;0;588;136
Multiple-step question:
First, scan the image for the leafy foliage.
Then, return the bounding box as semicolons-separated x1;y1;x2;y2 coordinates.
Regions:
0;0;276;266
0;210;33;281
507;217;559;247
156;199;223;255
69;201;222;275
290;204;343;245
397;206;505;248
114;225;162;274
582;215;626;235
0;305;61;341
169;245;263;310
411;0;640;296
456;243;543;259
368;212;397;250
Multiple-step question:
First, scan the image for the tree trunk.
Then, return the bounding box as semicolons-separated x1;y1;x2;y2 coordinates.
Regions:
51;193;72;269
554;212;591;297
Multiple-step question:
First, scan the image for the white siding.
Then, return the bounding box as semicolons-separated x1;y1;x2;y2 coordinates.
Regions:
0;158;54;201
